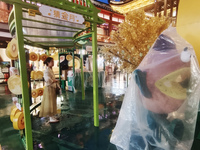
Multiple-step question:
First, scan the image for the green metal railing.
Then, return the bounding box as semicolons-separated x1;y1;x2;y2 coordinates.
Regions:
13;3;33;149
1;0;104;149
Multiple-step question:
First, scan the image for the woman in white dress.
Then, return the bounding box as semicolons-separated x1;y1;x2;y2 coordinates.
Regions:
39;57;59;122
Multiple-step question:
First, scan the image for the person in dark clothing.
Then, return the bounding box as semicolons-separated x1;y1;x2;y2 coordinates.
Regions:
113;64;118;75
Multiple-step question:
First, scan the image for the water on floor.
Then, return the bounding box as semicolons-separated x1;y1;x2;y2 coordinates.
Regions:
0;73;128;150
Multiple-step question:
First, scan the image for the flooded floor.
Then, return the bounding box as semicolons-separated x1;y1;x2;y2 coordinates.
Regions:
0;73;128;150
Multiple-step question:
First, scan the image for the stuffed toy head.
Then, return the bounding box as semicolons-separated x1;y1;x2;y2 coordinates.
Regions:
134;34;191;114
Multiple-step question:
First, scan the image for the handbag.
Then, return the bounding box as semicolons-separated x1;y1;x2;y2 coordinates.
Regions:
55;83;60;95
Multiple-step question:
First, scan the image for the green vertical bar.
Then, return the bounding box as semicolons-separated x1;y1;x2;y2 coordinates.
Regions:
92;23;99;127
14;4;33;150
80;51;85;100
58;53;61;82
72;52;75;76
103;59;105;71
72;52;75;93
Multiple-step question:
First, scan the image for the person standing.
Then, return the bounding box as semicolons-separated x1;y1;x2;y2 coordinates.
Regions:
113;64;118;75
39;57;59;122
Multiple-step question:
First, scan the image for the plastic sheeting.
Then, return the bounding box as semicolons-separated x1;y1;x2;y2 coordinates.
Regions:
110;27;200;150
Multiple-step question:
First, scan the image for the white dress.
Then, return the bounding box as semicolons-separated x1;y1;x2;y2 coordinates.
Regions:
39;67;57;117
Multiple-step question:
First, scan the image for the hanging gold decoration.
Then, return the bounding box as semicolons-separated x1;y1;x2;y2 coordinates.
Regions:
66;55;73;61
5;40;18;60
31;71;36;79
68;58;80;69
36;71;43;80
40;54;48;61
31;70;43;80
29;52;38;61
101;9;169;73
13;112;24;130
7;75;22;95
37;53;41;61
37;88;44;96
9;38;19;58
32;89;39;98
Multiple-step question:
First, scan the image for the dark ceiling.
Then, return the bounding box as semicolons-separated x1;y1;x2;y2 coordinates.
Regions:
0;24;11;48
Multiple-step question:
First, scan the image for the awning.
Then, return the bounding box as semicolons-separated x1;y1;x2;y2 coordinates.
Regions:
8;8;86;49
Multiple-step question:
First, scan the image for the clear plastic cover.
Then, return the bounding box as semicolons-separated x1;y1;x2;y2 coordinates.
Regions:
110;27;200;150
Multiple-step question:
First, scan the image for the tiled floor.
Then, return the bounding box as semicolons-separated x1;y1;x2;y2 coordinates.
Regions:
0;73;127;150
0;85;25;150
1;73;200;150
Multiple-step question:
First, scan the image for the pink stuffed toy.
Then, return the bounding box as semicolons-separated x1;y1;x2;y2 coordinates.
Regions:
135;34;191;114
111;28;199;150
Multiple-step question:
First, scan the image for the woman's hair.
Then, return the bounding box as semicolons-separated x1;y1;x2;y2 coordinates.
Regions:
43;57;53;66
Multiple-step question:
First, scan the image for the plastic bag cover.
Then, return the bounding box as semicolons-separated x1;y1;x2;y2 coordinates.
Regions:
110;27;200;150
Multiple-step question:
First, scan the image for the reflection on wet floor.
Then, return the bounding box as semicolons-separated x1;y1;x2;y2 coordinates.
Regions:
0;73;128;150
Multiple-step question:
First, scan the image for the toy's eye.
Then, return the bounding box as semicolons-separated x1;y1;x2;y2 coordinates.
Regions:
180;47;191;62
153;34;176;51
134;69;152;98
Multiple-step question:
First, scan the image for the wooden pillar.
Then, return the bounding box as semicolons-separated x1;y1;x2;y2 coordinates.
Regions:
170;0;174;17
159;4;162;17
11;60;15;67
154;0;158;17
164;0;167;16
175;0;180;25
109;14;112;36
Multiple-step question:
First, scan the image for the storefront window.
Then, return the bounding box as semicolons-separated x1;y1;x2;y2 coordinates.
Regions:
103;14;110;20
112;17;118;22
119;18;124;23
98;13;104;18
97;23;110;43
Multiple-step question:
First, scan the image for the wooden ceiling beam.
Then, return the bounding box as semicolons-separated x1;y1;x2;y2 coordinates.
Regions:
0;28;9;32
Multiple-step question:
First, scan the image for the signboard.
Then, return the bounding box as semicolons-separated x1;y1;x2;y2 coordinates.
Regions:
39;5;85;24
86;46;92;52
